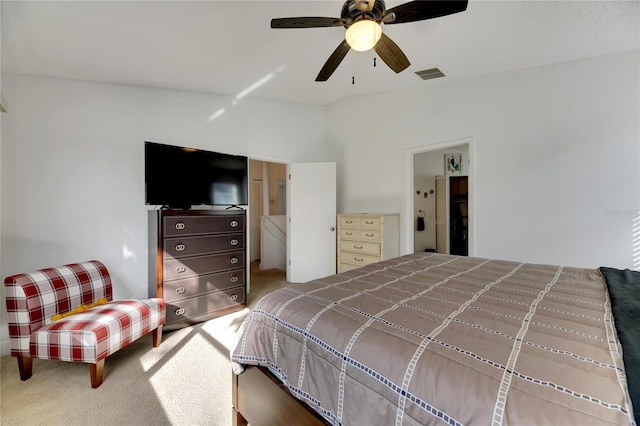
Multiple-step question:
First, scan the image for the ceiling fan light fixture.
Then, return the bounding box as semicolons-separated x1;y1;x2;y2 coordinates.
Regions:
345;20;382;52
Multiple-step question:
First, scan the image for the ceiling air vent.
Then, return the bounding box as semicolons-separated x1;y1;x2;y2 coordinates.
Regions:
415;68;445;81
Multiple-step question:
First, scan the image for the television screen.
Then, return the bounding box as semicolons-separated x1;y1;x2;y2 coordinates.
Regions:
145;141;248;208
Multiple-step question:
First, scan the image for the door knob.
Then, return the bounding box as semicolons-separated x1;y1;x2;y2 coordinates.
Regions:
330;226;335;231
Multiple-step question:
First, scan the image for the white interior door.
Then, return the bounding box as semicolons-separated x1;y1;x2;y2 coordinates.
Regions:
287;162;336;283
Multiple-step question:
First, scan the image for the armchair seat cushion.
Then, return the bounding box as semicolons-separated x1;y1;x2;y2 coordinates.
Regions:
32;299;165;364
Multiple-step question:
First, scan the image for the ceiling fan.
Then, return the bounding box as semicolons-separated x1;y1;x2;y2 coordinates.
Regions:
271;0;468;82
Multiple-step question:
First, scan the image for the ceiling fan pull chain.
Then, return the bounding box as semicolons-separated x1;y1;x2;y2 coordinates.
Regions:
374;57;377;67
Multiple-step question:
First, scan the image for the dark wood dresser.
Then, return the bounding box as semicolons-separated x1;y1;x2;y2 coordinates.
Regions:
148;209;246;330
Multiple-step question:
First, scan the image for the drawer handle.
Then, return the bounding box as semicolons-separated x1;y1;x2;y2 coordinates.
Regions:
230;294;238;301
355;257;364;262
365;221;374;224
230;220;239;227
176;286;186;294
366;233;374;237
230;257;239;264
345;232;353;236
175;308;185;316
345;220;353;224
230;274;239;283
175;243;186;252
230;238;239;246
176;266;187;273
175;222;186;230
354;245;363;249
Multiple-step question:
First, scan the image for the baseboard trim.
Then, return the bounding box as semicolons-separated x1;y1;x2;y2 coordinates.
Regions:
1;338;11;356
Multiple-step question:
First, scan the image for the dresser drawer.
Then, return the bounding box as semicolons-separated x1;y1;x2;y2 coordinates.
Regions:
164;233;244;258
339;228;359;241
358;216;381;229
164;251;245;281
340;253;381;268
339;240;381;256
162;269;244;302
166;287;245;324
338;216;359;228
359;229;381;242
163;214;245;237
338;263;360;273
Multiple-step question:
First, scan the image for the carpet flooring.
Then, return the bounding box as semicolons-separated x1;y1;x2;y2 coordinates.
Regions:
0;263;288;426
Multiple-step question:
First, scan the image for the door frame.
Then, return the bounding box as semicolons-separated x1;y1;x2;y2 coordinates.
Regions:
404;136;476;256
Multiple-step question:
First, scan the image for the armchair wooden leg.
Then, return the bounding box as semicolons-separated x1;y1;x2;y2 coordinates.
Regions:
90;359;105;388
17;356;33;381
152;325;163;347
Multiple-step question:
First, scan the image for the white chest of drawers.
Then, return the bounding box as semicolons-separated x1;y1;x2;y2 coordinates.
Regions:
337;213;400;273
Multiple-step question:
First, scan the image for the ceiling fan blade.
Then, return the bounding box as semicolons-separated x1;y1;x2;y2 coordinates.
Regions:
374;33;410;73
271;17;345;29
316;40;351;82
383;0;468;25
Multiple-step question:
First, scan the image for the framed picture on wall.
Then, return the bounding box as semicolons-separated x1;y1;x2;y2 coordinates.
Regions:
445;153;463;174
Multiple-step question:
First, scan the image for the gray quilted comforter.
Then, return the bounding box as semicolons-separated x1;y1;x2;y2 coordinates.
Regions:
232;253;636;425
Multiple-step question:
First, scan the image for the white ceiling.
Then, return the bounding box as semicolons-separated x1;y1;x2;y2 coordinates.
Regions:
2;1;639;105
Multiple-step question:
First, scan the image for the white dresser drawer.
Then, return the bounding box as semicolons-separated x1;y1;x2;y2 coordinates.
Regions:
339;228;359;241
338;262;360;273
338;215;359;228
340;253;381;268
339;240;381;256
358;216;381;229
359;229;381;242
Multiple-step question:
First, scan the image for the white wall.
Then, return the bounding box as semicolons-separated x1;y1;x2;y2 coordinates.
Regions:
2;51;638;356
0;4;4;361
0;74;326;354
327;51;639;270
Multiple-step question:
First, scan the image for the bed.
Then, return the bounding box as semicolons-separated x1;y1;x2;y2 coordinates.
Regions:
231;253;638;425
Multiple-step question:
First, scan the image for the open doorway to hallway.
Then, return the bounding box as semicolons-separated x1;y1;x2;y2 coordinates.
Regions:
248;159;287;293
406;138;474;256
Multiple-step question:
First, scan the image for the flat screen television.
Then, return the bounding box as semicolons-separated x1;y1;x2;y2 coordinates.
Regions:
145;141;248;209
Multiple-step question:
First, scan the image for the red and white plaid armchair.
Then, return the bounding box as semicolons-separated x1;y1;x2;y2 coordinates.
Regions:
4;260;166;388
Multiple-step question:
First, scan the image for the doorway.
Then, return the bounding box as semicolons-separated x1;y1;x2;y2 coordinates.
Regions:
404;137;475;256
248;159;288;291
247;159;337;291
